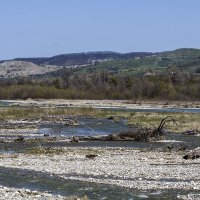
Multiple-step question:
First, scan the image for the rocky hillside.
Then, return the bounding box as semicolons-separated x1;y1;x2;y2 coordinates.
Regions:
0;61;62;78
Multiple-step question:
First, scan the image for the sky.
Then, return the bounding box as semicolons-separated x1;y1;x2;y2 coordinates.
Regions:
0;0;200;59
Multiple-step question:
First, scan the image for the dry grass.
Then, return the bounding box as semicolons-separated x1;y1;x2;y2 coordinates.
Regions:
127;112;200;132
0;107;115;120
25;146;103;156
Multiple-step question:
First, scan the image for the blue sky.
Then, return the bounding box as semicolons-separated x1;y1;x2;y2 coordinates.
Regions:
0;0;200;59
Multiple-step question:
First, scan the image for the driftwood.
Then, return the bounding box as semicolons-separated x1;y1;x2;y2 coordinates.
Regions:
85;154;98;159
80;116;176;142
181;129;200;136
160;144;187;152
104;116;176;142
14;136;25;142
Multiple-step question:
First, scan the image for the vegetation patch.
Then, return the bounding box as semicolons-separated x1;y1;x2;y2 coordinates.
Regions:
24;146;103;156
127;112;200;132
25;146;66;155
0;107;124;120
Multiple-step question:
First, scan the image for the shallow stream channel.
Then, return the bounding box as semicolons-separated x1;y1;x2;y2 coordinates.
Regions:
0;165;198;200
1;116;199;149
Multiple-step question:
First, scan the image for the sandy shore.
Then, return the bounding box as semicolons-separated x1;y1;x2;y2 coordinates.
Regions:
0;147;200;192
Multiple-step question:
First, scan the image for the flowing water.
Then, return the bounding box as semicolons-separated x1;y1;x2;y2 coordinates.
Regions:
39;117;129;137
0;166;197;200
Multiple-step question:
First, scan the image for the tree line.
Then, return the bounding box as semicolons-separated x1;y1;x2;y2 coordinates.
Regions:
0;69;200;100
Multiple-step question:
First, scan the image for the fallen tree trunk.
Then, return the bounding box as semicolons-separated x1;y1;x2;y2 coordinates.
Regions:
80;116;176;142
104;116;176;142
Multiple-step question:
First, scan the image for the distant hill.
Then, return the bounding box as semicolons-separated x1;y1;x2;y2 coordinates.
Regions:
0;48;200;79
0;51;153;78
9;51;154;66
75;48;200;76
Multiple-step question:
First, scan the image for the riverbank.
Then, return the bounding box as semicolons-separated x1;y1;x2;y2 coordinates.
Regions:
1;99;200;109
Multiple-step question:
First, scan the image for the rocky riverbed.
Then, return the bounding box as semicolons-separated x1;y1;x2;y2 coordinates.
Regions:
0;147;200;199
0;186;70;200
0;105;200;199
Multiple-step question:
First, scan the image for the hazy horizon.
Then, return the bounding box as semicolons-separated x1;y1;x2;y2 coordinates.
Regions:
1;0;200;59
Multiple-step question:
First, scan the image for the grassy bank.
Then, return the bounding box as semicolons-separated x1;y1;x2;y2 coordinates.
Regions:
0;107;199;132
127;112;200;132
0;107;112;120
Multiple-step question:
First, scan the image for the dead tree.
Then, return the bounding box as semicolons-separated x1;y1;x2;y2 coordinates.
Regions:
152;116;177;136
106;116;177;142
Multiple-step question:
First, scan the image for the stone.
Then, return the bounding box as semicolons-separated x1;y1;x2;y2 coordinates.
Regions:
71;136;79;143
85;154;98;159
14;136;25;142
183;147;200;159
